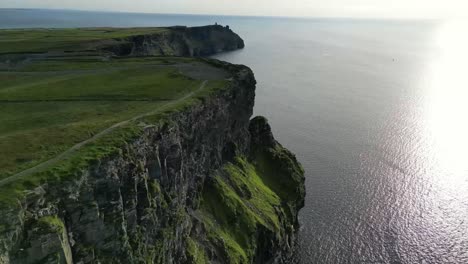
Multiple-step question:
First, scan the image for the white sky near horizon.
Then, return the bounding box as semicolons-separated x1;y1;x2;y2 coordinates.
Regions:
1;0;467;19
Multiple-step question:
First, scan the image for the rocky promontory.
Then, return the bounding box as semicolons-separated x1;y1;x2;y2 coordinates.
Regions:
101;25;245;57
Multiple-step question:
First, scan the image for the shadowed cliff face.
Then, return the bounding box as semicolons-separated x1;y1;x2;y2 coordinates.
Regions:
101;25;245;57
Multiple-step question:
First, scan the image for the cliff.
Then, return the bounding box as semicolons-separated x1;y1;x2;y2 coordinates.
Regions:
0;25;244;58
0;27;304;264
100;25;245;57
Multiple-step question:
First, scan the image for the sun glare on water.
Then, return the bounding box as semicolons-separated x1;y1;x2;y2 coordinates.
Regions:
421;20;468;190
392;19;468;262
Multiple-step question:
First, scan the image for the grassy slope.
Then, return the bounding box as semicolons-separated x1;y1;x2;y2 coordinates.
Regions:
189;140;305;263
196;157;282;263
0;65;199;101
0;28;167;54
0;54;228;205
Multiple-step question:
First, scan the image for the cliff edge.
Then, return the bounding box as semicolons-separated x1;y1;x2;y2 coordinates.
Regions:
0;26;304;264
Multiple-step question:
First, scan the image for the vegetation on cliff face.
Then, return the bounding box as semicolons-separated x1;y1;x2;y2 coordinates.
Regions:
197;157;282;263
185;117;305;264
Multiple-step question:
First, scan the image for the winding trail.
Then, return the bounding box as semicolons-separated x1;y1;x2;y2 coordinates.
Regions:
0;80;208;187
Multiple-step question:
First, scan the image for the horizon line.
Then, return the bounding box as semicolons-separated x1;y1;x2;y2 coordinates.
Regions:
0;7;442;22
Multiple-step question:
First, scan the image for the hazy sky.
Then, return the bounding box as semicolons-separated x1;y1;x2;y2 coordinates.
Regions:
1;0;466;18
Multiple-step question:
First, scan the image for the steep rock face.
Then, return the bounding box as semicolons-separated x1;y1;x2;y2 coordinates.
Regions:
189;116;306;263
0;61;304;264
101;25;245;57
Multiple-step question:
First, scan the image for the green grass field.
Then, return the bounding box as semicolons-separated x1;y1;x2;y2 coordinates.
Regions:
0;65;199;101
0;55;228;182
0;28;167;54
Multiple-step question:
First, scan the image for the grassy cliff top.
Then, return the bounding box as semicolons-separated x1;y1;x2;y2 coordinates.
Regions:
0;53;230;202
0;25;241;205
0;28;168;54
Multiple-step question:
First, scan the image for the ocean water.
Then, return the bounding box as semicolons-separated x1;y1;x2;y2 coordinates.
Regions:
1;9;468;264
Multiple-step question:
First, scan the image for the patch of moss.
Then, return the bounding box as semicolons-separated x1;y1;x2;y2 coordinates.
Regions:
252;144;305;205
202;215;249;264
144;248;156;264
224;158;281;230
37;215;65;233
186;237;208;264
150;180;162;194
199;156;288;263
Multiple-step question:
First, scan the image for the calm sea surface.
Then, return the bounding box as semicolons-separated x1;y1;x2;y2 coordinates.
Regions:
1;9;468;264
